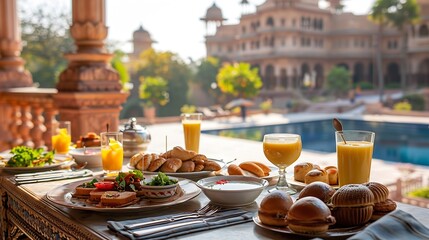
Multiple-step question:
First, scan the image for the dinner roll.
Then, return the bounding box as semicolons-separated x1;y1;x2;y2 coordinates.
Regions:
294;162;314;182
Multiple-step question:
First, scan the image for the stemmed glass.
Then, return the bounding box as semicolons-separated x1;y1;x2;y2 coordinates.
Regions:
263;134;302;194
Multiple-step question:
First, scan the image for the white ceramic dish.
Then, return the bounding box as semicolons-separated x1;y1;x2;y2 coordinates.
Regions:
46;177;201;212
196;175;268;207
287;177;339;191
69;147;102;168
141;175;179;199
0;153;73;173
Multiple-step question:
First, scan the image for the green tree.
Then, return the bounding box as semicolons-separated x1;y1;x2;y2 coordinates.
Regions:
111;50;130;91
139;76;169;108
194;57;222;103
326;66;351;97
136;48;191;116
216;62;262;98
20;6;74;87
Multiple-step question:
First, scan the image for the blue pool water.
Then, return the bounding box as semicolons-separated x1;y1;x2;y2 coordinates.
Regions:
203;119;429;166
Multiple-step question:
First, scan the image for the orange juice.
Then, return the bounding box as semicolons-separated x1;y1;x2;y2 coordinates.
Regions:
101;139;123;172
263;140;302;167
183;120;201;153
52;128;71;154
337;141;373;186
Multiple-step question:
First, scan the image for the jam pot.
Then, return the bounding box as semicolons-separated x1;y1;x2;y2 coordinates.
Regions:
121;118;151;157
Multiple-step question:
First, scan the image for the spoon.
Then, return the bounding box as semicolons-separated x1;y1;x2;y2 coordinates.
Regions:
332;118;347;144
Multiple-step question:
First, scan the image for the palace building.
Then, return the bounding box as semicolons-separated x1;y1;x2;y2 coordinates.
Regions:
201;0;429;94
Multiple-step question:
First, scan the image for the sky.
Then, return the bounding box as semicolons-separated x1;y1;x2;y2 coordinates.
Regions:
21;0;375;62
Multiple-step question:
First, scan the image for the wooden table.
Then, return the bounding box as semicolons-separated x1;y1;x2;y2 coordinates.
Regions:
2;171;429;240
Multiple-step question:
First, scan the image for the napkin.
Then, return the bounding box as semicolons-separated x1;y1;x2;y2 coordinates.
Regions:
108;209;253;240
348;209;429;240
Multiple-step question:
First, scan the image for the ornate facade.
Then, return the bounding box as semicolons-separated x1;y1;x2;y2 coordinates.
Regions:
203;0;429;94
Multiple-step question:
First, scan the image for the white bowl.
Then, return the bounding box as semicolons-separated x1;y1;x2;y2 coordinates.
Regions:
196;176;268;207
141;175;179;199
69;147;102;168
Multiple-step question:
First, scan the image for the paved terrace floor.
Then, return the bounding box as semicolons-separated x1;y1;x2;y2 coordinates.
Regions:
144;112;429;187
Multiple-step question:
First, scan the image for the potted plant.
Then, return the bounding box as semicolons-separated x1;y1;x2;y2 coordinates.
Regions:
139;76;169;123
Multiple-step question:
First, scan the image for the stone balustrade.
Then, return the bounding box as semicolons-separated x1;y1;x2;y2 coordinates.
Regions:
0;87;57;152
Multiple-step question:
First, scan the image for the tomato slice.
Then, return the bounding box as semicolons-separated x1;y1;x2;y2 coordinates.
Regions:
94;181;115;191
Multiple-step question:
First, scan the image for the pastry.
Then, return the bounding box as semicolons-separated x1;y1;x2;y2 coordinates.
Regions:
191;154;208;162
177;161;195;172
227;164;245;175
324;166;338;185
246;161;271;176
258;190;293;226
130;152;144;167
298;181;335;203
294;162;314;182
304;169;329;184
159;158;183;173
331;184;374;227
194;164;204;172
203;160;222;171
170;146;197;160
364;182;396;220
239;162;265;177
287;196;336;234
147;157;167;172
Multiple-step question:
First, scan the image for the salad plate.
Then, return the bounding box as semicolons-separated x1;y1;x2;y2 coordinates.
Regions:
46;177;201;212
253;215;367;238
0;154;73;173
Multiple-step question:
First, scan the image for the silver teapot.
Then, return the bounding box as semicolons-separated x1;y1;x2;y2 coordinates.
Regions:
121;118;151;157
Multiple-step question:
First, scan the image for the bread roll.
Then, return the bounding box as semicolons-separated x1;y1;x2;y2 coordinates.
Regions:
287;197;336;234
239;162;265;177
246;161;271;176
227;164;245;175
363;182;389;203
135;153;158;171
331;184;374;227
177;160;195;172
364;182;396;220
304;169;329;184
258;191;293;226
147;157;167;172
298;181;335;203
324;166;338;185
203;160;222;171
294;162;314;182
372;199;397;220
159;158;183;173
191;154;208;162
171;146;197;160
194;164;204;172
130;152;144;167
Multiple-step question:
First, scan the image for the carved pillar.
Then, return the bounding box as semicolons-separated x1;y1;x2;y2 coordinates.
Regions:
55;0;128;141
0;0;32;88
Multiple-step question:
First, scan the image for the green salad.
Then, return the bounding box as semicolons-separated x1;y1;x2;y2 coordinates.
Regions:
146;172;178;186
7;146;54;167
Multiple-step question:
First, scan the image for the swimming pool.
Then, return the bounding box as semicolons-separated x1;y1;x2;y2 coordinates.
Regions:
203;119;429;166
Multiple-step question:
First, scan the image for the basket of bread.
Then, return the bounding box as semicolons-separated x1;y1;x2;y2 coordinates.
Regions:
294;161;338;186
255;181;397;236
129;146;222;173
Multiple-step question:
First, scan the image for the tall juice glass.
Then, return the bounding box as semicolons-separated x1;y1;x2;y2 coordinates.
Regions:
52;121;71;154
101;132;124;174
263;134;302;194
336;130;375;186
181;113;202;153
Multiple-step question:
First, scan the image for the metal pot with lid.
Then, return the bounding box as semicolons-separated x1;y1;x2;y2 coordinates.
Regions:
121;118;151;157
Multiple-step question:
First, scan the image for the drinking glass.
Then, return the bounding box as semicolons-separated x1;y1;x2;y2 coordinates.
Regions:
100;132;124;174
263;134;302;194
52;121;71;154
336;130;375;186
181;113;203;153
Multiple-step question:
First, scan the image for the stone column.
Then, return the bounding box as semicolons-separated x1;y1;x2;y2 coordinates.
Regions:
0;0;32;88
55;0;128;141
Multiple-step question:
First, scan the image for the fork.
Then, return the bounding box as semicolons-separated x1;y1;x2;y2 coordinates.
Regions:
124;203;221;230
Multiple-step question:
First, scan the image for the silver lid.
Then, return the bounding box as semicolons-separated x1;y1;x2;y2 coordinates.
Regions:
121;118;151;145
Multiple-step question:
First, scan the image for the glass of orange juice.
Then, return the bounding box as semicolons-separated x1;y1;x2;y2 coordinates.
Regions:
52;121;71;154
336;130;375;186
263;134;302;194
100;132;124;174
181;113;202;153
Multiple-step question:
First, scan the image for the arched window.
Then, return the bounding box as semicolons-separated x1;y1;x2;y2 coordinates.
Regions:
266;17;274;27
419;24;429;37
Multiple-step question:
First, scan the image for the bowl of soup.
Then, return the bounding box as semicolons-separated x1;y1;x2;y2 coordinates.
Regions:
196;176;268;206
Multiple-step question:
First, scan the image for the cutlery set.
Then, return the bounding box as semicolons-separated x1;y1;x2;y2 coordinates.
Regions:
14;169;93;184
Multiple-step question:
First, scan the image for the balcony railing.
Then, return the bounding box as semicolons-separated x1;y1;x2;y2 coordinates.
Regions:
0;87;57;152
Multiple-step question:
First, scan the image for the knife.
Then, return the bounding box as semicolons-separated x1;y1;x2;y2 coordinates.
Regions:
15;170;90;181
15;170;93;184
132;210;248;237
15;169;71;178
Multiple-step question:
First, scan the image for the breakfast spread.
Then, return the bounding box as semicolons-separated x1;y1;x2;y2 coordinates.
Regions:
129;146;222;173
227;161;272;178
294;162;338;186
257;181;396;234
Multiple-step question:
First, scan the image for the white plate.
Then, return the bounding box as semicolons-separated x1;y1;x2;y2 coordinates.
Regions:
46;177;201;212
0;154;73;173
127;159;226;180
253;215;367;238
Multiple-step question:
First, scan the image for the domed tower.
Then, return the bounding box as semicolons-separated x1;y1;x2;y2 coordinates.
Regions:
240;0;251;15
200;2;227;36
132;25;154;57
